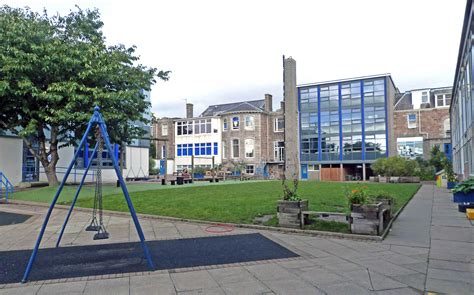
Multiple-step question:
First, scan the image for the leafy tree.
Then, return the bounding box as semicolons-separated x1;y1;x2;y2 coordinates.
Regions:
0;6;170;185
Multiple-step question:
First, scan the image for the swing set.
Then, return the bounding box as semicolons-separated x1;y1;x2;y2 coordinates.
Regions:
21;106;155;283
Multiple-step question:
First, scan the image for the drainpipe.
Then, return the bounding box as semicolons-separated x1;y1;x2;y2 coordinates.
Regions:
418;109;429;139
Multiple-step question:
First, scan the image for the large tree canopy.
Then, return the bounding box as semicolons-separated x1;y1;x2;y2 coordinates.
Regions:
0;5;170;185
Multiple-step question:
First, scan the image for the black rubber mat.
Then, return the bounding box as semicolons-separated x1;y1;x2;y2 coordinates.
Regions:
0;212;32;226
0;233;298;283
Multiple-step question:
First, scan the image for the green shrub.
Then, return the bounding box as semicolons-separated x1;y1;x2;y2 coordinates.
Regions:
372;156;420;177
452;178;474;194
346;186;369;205
443;158;456;182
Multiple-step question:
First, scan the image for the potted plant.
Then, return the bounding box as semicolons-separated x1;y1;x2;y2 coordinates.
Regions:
348;186;390;235
452;178;474;203
443;159;457;189
277;174;308;229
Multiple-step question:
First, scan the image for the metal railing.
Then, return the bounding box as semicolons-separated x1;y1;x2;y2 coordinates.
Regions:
0;171;14;203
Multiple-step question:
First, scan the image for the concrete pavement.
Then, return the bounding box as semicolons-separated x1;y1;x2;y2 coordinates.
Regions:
0;184;472;294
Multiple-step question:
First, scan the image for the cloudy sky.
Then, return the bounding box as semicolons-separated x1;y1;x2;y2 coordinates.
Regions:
2;0;466;118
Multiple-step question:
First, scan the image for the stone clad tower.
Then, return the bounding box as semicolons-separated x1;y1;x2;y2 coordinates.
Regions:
283;56;300;179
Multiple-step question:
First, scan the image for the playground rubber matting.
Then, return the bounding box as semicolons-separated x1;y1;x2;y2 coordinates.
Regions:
0;233;298;284
0;212;32;226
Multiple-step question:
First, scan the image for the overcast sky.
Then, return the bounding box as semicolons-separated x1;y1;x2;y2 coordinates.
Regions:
2;0;466;118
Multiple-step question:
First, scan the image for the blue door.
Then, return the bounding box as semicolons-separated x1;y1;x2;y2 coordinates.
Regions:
444;143;452;161
301;164;308;180
159;159;166;175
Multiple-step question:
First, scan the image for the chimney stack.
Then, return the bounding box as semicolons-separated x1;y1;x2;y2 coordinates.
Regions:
264;94;273;112
186;103;193;118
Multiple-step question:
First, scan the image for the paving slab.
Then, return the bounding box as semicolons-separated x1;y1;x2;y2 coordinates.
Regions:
0;184;472;294
171;270;219;292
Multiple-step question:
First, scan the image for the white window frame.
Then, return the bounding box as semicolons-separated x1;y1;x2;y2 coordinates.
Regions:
273;141;284;162
245;138;255;158
274;117;284;132
407;114;417;129
161;145;166;159
232;138;240;158
308;164;319;171
421;91;429;104
223;118;228;131
232;116;240;130
162;124;168;136
435;94;451;108
245;164;255;175
244;115;255;130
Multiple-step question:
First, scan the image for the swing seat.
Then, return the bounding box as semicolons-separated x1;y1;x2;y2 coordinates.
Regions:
85;225;100;231
93;232;109;240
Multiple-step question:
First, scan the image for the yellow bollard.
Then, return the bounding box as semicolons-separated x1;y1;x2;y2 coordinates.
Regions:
466;208;474;220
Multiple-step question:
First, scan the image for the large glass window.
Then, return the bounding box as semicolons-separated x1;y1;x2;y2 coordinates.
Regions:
300;87;317;110
177;144;193;157
274;117;284;132
194;119;211;135
421;91;429;103
363;79;386;159
232;139;239;158
245;165;255;175
177;121;193;136
301;137;318;161
245;139;255;158
244;116;255;130
161;124;168;136
223;118;228;131
274;141;284;162
232;117;240;130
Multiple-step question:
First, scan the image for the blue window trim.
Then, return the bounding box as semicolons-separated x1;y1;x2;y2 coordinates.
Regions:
206;142;212;155
317;86;322;162
177;144;182;156
195;143;200;156
361;80;366;161
384;77;389;157
213;142;218;155
338;82;343;161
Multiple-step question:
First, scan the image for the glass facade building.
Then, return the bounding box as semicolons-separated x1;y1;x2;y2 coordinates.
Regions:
451;0;474;179
298;74;396;180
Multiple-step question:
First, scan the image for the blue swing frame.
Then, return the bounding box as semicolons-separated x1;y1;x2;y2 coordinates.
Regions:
21;106;155;283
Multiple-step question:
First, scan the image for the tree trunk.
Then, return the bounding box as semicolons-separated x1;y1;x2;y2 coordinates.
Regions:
44;165;59;186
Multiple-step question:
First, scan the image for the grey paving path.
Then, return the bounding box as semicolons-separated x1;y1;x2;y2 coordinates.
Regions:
0;184;472;294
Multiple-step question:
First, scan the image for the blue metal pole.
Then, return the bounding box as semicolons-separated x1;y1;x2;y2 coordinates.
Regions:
21;118;94;283
97;114;155;270
56;142;99;248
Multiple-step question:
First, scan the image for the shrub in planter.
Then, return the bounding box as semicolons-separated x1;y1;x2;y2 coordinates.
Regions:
443;158;457;189
452;178;474;203
277;175;308;228
347;187;392;235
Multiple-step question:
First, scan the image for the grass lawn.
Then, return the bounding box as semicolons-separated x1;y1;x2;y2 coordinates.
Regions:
31;181;425;225
13;180;262;203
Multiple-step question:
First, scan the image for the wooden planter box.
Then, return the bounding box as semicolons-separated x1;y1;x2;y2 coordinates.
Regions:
399;176;421;183
378;177;388;183
277;200;308;229
453;191;474;203
349;201;391;235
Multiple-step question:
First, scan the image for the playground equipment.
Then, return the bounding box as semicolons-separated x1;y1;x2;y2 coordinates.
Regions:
0;171;14;203
21;106;155;283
